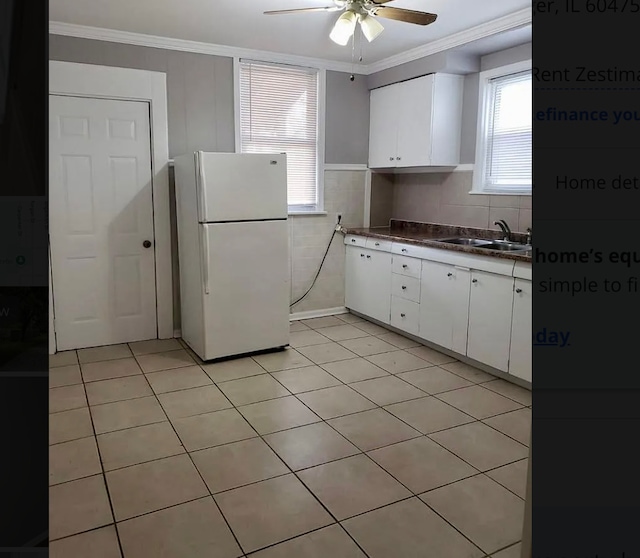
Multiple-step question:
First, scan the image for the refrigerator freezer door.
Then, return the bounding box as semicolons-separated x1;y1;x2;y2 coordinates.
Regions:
197;152;288;223
201;220;290;360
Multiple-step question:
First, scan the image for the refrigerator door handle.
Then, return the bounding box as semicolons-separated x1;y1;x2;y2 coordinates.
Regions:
201;226;210;295
197;151;208;222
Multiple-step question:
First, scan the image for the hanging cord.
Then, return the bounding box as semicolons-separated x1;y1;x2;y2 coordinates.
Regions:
290;216;342;308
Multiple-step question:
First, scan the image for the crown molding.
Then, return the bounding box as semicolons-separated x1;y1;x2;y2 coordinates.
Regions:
48;21;365;74
50;9;531;76
364;9;531;74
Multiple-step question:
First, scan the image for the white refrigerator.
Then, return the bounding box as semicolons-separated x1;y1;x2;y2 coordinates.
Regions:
174;151;290;361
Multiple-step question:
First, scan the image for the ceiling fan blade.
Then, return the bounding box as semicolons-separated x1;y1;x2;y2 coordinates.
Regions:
367;0;395;4
370;6;438;25
264;7;341;15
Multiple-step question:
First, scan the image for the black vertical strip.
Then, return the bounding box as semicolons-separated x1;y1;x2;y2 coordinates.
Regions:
534;0;640;555
0;0;49;551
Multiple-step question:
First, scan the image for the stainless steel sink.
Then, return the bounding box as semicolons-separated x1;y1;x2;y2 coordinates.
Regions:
433;237;531;253
480;240;531;252
433;237;493;246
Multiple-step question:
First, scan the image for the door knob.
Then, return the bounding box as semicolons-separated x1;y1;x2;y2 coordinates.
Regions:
143;240;152;248
400;313;406;318
516;288;523;293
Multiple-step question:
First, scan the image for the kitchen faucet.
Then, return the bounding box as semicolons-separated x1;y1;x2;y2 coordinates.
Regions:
526;227;532;245
494;220;512;242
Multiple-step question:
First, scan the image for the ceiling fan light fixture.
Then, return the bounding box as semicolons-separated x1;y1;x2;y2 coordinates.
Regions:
358;14;384;42
330;10;357;46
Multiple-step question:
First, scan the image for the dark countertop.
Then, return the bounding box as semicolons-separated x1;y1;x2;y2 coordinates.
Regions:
344;220;532;263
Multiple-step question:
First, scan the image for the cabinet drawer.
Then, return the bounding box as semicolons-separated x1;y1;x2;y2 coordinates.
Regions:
392;255;421;279
366;238;392;252
392;242;424;259
391;274;420;302
390;296;420;335
345;235;367;248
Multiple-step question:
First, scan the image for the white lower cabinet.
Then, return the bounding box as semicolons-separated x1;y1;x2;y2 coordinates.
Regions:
466;270;514;373
345;246;391;324
419;261;470;354
390;295;420;335
509;279;532;382
344;237;531;383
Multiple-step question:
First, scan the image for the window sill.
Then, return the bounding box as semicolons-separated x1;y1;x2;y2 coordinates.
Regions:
288;211;328;216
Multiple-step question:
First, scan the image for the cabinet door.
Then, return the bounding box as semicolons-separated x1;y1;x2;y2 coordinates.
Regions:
345;246;367;315
467;271;514;372
362;249;392;324
509;279;532;382
419;261;470;352
396;75;434;168
369;83;399;168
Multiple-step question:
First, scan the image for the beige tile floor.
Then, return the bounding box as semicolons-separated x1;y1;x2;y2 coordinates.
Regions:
49;314;531;558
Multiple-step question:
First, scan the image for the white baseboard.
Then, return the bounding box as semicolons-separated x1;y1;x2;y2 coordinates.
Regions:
290;307;348;321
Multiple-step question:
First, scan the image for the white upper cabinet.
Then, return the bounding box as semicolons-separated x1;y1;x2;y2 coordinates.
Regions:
368;74;464;169
368;82;400;169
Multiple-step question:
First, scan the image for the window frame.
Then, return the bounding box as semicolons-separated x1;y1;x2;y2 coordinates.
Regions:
471;59;532;196
233;57;326;214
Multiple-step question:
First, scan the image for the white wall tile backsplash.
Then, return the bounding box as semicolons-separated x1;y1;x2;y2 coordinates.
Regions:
289;170;366;314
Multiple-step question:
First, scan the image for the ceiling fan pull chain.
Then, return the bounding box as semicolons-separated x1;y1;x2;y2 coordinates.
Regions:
350;25;356;81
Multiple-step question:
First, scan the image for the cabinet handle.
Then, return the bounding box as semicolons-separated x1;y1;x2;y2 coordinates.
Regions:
447;273;453;277
396;157;401;161
375;242;380;246
402;264;408;269
516;288;523;293
360;253;365;257
401;285;407;290
472;279;478;283
389;157;394;161
401;248;407;252
351;239;356;243
366;255;371;259
400;313;406;318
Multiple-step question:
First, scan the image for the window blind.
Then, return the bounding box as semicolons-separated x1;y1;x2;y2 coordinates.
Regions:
239;60;319;209
483;70;532;192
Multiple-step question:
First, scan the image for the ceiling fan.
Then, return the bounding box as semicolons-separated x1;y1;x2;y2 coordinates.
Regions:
264;1;438;46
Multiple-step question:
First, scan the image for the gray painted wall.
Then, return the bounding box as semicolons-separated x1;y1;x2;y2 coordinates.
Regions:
481;42;532;72
49;35;236;156
366;51;479;90
49;34;371;331
49;35;369;163
325;71;369;165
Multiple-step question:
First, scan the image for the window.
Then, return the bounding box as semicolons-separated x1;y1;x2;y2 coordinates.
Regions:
473;61;532;195
238;59;323;212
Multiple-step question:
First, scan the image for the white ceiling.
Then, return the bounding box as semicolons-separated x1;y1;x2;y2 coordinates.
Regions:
49;0;531;67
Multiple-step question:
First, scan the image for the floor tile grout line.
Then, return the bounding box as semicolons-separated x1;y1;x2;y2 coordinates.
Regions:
199;356;385;557
159;365;372;558
56;328;528;552
134;373;249;555
69;388;127;558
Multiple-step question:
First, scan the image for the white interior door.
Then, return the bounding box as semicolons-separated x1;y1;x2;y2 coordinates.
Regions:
49;94;157;351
